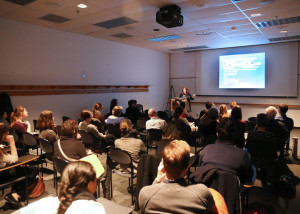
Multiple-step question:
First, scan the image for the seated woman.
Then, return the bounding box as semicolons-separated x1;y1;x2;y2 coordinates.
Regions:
54;120;87;161
20;161;105;214
105;106;125;125
0;123;38;209
114;119;146;173
218;104;229;121
92;103;106;126
91;110;106;134
200;107;219;146
36;110;58;145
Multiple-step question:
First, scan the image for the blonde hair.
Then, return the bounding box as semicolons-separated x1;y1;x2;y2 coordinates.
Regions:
219;104;229;118
265;106;277;119
112;106;123;117
11;106;26;127
120;119;132;136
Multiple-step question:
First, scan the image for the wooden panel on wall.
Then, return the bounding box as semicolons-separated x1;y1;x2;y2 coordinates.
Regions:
0;85;150;96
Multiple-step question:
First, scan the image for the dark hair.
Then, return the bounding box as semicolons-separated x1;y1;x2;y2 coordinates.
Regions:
128;99;137;107
57;161;96;214
173;107;183;120
218;117;234;141
231;105;242;121
36;111;55;131
0;123;9;158
10;106;26;126
61;120;78;136
279;104;288;115
207;107;219;121
110;99;118;112
80;110;92;121
205;101;213;109
92;103;103;117
256;113;268;127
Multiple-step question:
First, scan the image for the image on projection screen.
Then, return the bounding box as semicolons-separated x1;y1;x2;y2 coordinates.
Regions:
219;52;265;89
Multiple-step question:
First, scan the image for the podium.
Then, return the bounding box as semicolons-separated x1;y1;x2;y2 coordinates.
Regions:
171;99;189;111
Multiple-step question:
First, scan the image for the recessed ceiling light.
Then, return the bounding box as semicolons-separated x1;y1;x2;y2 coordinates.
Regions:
280;30;288;33
251;13;261;17
77;3;87;8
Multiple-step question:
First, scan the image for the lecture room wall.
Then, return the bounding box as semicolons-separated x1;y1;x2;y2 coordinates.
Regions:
0;18;169;128
170;42;300;127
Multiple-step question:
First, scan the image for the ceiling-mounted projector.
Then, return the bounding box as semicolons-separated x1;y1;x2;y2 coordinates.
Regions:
156;5;183;28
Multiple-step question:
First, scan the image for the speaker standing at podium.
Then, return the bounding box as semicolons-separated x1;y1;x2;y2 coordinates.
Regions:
179;87;196;112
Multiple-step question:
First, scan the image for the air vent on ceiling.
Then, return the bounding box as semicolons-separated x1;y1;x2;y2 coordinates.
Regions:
111;33;133;39
269;35;300;42
4;0;36;6
170;46;209;52
148;35;182;42
94;17;138;29
256;16;300;28
39;14;71;24
231;0;247;2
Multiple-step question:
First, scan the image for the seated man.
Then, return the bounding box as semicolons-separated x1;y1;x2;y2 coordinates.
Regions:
79;110;114;150
146;108;167;130
199;117;254;184
139;140;220;214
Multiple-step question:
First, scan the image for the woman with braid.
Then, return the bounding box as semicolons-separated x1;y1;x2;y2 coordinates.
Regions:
20;161;106;214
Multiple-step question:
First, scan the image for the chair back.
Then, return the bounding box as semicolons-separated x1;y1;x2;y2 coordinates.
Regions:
109;146;132;165
23;132;38;147
39;138;54;155
78;130;95;146
157;111;169;122
53;156;69;175
10;130;19;142
147;129;162;142
107;124;121;139
136;119;146;131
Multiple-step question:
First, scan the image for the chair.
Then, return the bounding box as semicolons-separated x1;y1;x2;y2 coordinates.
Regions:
78;130;96;147
39;138;56;187
106;123;121;139
52;156;69;195
136;119;146;131
146;129;162;153
108;146;137;205
23;132;42;166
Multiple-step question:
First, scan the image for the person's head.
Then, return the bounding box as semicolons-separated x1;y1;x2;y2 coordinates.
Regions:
218;117;234;141
162;121;181;140
11;106;28;125
256;113;268;128
148;108;157;118
182;87;189;95
205;101;213;110
57;161;97;214
278;104;288;116
119;119;132;136
92;103;103;117
207;107;219;121
173;106;184;120
93;110;101;120
61;119;78;137
230;105;242;121
112;106;123;117
128;99;137;107
265;106;277;120
0;110;7;119
80;110;92;122
36;110;55;131
0;122;9;141
219;104;228;115
110;99;118;111
230;101;237;109
162;140;190;180
173;99;181;109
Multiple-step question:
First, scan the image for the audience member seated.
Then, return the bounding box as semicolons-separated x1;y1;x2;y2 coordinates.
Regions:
79;110;114;151
246;113;277;186
146;108;167;131
230;105;246;148
124;99;140;125
91;110;106;134
36;110;58;146
139;140;222;214
20;161;105;214
265;106;289;155
0;110;10;126
228;101;237;116
114;119;146;173
199;101;214;119
54;120;87;161
276;103;294;152
173;107;195;146
105;98;118;119
92;102;106;126
106;106;125;125
10;106;31;142
218;104;229;121
198;117;254;184
0;123;39;209
199;107;219;146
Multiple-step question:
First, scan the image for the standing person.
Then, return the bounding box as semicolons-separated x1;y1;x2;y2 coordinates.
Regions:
36;110;58;145
179;87;196;112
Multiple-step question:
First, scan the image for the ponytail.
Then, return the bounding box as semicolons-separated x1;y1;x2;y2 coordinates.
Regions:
10;106;25;127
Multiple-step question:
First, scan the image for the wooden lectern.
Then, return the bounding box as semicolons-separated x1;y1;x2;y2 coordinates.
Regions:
171;99;189;111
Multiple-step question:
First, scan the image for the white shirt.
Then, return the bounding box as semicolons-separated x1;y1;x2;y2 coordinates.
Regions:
146;117;167;130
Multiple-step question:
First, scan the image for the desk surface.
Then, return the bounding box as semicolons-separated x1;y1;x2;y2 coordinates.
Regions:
0;154;39;172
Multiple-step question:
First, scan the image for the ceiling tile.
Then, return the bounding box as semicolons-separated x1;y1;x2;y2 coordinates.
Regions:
53;4;105;19
2;6;47;22
0;1;21;15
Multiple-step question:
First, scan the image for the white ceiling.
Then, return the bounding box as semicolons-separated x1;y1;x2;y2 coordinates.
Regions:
1;0;300;53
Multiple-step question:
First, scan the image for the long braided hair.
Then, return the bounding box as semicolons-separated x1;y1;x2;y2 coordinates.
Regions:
57;161;96;214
